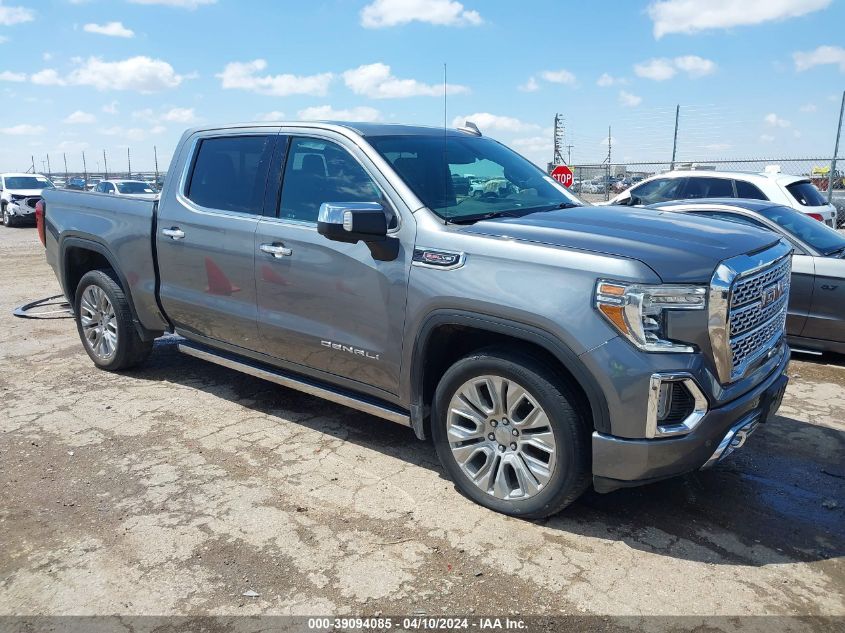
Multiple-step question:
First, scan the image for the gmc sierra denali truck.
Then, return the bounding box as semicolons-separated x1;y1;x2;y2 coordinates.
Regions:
42;122;791;518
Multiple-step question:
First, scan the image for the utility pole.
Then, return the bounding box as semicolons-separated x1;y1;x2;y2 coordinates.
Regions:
828;90;844;204
565;144;574;166
154;145;159;186
605;126;612;202
63;153;68;179
127;147;132;178
82;151;88;183
46;154;52;179
30;155;35;173
553;113;565;165
103;149;109;180
670;104;680;170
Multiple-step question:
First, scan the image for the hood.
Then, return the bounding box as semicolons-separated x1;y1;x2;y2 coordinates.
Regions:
460;205;781;283
5;189;46;197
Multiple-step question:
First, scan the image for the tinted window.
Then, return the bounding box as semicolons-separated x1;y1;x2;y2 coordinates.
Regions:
630;177;686;204
279;137;385;223
4;176;53;189
786;180;827;207
117;181;154;194
682;177;734;199
95;182;106;192
735;180;768;200
758;205;845;255
186;135;274;214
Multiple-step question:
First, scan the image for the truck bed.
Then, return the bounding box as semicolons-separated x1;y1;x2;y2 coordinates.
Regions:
42;188;169;332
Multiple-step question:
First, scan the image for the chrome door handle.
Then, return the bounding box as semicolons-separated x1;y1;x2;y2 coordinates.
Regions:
260;243;293;258
161;227;185;240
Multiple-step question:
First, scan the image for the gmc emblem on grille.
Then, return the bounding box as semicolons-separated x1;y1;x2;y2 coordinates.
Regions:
760;279;786;308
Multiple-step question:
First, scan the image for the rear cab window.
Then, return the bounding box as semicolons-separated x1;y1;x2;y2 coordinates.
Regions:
785;180;828;207
185;135;275;214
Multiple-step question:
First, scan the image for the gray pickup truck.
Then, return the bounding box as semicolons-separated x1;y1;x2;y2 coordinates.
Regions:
43;122;791;518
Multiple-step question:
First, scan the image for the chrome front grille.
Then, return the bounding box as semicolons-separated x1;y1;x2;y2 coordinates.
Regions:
708;240;793;385
727;256;791;377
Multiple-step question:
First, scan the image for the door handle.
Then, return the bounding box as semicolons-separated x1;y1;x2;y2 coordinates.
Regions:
260;242;293;258
162;227;185;240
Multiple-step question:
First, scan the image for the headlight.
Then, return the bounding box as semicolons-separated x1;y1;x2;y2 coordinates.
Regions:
595;280;706;352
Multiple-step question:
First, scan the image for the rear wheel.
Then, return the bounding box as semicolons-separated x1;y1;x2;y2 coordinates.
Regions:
431;349;591;518
74;269;153;371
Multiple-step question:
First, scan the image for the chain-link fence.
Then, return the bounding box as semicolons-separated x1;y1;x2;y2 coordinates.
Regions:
564;157;845;227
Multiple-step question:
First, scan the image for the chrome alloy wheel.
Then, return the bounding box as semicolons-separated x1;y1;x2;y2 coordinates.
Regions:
446;375;557;500
79;285;118;361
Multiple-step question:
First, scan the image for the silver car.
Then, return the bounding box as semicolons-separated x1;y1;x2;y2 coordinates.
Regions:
651;199;845;354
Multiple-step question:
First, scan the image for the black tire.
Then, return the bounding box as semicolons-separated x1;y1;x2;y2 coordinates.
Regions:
2;203;16;227
74;269;154;371
431;348;591;519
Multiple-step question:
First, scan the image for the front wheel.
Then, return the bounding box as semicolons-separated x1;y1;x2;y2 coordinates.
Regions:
74;269;153;371
431;349;591;519
2;204;15;227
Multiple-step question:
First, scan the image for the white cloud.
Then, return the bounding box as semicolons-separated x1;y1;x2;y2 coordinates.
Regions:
619;90;642;107
793;130;802;138
29;57;186;92
256;110;285;121
793;45;845;72
1;123;45;135
128;0;215;7
217;59;332;97
648;0;831;38
63;110;97;124
764;112;791;128
100;126;148;141
760;134;776;142
0;70;26;82
634;58;676;81
518;77;539;92
361;0;481;28
634;56;716;80
704;143;732;151
297;105;382;122
450;113;538;133
55;140;89;152
800;103;817;113
102;100;119;114
673;55;717;77
511;136;550;153
539;69;576;85
0;35;8;43
597;73;624;87
343;62;468;98
150;125;166;134
83;21;135;38
160;107;196;123
0;3;34;26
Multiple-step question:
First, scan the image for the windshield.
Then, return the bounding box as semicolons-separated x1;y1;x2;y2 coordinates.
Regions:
759;205;845;255
117;181;155;194
4;176;53;190
368;135;580;221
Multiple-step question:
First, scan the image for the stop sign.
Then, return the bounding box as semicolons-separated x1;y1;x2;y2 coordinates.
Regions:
551;164;574;187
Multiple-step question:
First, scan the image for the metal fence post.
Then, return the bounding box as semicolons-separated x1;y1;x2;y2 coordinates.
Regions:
671;104;680;170
828;90;844;204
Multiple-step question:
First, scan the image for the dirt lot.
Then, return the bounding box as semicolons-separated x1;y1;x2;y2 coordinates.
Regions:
0;225;843;625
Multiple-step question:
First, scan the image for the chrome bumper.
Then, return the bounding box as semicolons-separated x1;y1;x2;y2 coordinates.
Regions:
700;412;762;469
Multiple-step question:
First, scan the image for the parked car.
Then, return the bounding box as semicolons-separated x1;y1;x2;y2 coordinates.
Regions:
42;121;790;518
85;178;101;191
604;169;838;227
65;177;87;191
0;172;54;227
94;179;158;200
650;199;845;355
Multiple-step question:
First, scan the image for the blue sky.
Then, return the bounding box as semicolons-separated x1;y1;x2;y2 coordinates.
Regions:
1;0;844;173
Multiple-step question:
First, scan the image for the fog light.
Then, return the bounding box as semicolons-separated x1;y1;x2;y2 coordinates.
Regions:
647;374;709;438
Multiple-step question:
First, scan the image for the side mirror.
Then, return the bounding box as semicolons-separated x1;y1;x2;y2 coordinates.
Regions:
318;202;387;244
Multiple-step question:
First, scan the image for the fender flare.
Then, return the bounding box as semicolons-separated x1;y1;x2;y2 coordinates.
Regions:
408;310;611;437
58;235;161;341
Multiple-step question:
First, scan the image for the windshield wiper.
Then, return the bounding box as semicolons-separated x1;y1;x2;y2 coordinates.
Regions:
445;210;521;225
824;245;845;257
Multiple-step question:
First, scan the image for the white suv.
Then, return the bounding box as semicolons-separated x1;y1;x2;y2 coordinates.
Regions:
605;169;837;227
0;173;55;227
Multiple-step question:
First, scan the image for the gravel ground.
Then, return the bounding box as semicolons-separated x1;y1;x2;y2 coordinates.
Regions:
0;225;843;627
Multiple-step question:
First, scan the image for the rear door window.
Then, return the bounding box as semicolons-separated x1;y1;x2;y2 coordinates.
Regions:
786;180;827;207
186;135;275;214
735;180;768;200
681;177;734;199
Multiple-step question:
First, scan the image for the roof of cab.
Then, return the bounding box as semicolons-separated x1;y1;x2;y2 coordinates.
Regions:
184;121;480;139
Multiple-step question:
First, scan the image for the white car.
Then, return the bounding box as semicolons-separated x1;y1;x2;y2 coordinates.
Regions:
604;169;838;227
94;179;158;200
0;173;54;227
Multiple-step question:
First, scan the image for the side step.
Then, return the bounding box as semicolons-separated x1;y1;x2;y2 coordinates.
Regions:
177;342;411;427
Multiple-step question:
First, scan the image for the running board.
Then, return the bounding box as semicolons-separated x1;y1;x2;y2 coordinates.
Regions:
177;342;411;427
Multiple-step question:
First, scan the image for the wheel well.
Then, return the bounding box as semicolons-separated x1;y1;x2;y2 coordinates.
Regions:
64;246;113;304
418;324;594;434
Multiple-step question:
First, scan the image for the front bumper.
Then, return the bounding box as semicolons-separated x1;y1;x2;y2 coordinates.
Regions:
591;348;789;493
6;201;36;219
